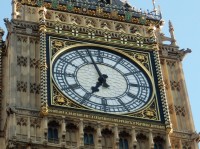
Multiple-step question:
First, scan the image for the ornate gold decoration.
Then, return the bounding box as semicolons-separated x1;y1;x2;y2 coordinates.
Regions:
111;10;118;19
128;99;159;120
40;102;48;116
54;95;68;105
53;40;64;48
96;6;103;16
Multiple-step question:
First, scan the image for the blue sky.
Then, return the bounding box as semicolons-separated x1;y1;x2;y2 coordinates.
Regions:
0;0;199;142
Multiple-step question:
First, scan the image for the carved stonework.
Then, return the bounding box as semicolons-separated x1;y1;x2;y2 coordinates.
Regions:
167;60;176;68
17;56;27;67
30;58;40;69
164;80;169;90
30;83;40;94
30;118;41;128
170;81;180;91
175;105;186;117
17;117;28;126
168;104;174;114
17;81;27;92
171;140;180;149
182;141;192;149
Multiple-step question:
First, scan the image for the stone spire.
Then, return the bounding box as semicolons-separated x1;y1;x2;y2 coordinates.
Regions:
169;20;177;46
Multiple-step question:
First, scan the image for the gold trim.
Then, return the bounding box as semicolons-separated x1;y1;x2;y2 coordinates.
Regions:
50;43;157;116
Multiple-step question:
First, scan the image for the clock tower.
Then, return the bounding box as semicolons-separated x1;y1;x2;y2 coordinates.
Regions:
0;0;199;149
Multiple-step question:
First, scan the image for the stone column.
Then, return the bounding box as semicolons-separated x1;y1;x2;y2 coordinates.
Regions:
79;119;84;148
11;0;17;19
97;123;102;149
114;124;119;149
149;129;154;149
166;128;172;149
61;117;66;148
42;116;48;143
27;117;30;141
12;113;17;137
131;127;137;148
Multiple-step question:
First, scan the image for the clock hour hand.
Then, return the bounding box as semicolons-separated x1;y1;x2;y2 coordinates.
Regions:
87;49;109;88
91;75;109;93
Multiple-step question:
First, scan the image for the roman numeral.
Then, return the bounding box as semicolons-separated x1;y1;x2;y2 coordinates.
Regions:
77;50;89;63
70;83;80;89
59;58;77;68
117;98;130;112
112;57;122;68
80;93;92;104
127;92;136;98
129;83;148;88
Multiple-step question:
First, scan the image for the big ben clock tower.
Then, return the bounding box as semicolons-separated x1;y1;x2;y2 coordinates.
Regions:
0;0;199;149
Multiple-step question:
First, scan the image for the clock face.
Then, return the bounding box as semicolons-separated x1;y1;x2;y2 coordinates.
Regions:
52;46;152;113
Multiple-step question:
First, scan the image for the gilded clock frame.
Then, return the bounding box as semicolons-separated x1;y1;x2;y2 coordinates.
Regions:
46;36;163;122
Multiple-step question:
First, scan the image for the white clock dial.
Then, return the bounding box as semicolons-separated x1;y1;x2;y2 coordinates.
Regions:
52;47;152;113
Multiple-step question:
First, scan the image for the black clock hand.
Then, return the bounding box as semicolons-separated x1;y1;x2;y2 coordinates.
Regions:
87;49;109;88
91;74;110;93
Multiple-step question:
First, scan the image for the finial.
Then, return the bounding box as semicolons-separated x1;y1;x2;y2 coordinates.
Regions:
152;0;156;11
168;20;177;46
169;20;174;31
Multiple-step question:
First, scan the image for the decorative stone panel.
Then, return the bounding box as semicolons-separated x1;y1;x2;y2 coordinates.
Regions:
17;117;28;126
30;58;40;69
175;106;186;117
17;56;27;67
17;81;27;92
30;118;41;128
168;104;174;114
170;81;180;91
30;83;40;94
166;60;176;68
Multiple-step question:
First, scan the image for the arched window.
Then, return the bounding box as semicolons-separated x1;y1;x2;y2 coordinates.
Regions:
136;133;148;149
66;123;78;147
84;126;95;147
154;136;165;149
102;128;113;149
119;131;130;149
48;121;59;144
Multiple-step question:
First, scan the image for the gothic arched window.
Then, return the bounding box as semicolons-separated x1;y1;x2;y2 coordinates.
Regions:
66;123;78;147
154;136;165;149
136;133;148;149
102;128;113;149
48;121;59;143
119;131;130;149
84;126;95;146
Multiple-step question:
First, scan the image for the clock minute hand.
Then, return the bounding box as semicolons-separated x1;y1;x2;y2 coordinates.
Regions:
87;49;109;88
